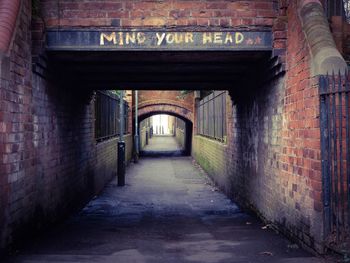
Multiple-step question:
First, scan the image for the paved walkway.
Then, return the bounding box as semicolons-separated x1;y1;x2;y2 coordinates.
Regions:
7;157;324;263
142;135;182;153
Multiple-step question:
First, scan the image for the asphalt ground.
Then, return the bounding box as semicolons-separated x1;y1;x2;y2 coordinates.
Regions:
5;157;325;263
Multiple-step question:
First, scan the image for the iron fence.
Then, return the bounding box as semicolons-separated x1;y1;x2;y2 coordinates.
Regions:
94;90;129;142
319;73;350;249
324;0;350;22
197;91;227;142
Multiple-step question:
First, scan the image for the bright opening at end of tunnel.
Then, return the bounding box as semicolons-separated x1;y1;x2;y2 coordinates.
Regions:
140;114;189;157
152;114;173;135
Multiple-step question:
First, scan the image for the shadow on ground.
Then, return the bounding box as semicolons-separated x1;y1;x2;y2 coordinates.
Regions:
4;157;325;263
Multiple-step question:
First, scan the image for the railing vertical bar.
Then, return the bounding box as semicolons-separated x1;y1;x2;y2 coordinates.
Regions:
325;0;350;21
102;95;105;138
222;91;224;139
338;72;345;227
94;91;128;142
346;73;350;226
332;72;340;241
320;75;331;236
340;0;343;17
326;75;334;230
326;76;334;230
197;91;226;141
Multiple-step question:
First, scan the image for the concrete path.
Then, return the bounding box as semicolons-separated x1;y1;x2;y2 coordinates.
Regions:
140;135;183;157
142;135;182;153
6;157;324;263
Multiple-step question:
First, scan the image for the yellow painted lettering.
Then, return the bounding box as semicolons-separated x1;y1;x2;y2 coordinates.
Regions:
100;32;117;45
156;32;166;46
118;32;124;45
166;33;175;44
174;33;183;44
137;32;146;44
185;32;194;43
235;32;244;44
125;32;136;44
224;32;233;44
213;32;223;44
202;33;212;44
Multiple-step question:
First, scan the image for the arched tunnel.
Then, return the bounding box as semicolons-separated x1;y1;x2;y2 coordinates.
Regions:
2;0;349;260
137;112;193;156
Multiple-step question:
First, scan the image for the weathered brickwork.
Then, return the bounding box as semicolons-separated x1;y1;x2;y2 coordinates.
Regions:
41;0;278;28
230;0;323;250
0;2;33;249
140;127;148;150
175;128;185;148
0;0;341;255
192;0;325;252
0;3;133;252
192;136;233;194
278;0;323;250
192;92;236;196
137;91;194;123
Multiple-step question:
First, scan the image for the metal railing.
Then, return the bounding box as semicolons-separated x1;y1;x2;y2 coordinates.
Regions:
324;0;350;22
94;90;129;142
319;72;350;250
197;91;227;142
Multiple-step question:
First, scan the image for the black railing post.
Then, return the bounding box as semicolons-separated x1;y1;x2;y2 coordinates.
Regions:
118;90;126;187
134;90;139;163
117;141;125;186
320;75;331;237
346;72;350;227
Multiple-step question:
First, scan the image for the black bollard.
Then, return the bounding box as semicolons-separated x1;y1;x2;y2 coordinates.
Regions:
117;141;126;186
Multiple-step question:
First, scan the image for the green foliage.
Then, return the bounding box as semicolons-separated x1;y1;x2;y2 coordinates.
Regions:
180;90;193;96
177;90;193;99
111;90;121;96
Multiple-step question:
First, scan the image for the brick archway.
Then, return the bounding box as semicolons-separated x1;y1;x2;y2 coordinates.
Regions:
137;103;193;123
136;102;194;156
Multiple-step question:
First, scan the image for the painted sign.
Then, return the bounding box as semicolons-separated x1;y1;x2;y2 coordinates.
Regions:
46;30;272;51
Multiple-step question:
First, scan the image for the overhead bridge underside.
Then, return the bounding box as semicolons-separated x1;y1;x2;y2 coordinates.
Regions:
48;51;271;90
45;29;274;90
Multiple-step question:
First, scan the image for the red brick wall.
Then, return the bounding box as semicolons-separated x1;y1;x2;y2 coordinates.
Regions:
0;3;133;252
237;0;322;251
192;92;235;196
0;1;32;249
41;0;277;28
138;90;193;110
192;0;324;252
137;90;194;122
0;0;328;254
281;0;323;249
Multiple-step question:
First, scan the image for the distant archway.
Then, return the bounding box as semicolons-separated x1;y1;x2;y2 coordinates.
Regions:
137;109;193;156
137;103;193;124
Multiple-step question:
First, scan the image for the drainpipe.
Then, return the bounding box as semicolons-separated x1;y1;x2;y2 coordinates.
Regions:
134;90;139;163
118;90;125;186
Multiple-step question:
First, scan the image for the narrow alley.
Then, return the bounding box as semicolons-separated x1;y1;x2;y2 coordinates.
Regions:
142;136;183;155
7;157;322;263
2;0;350;261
